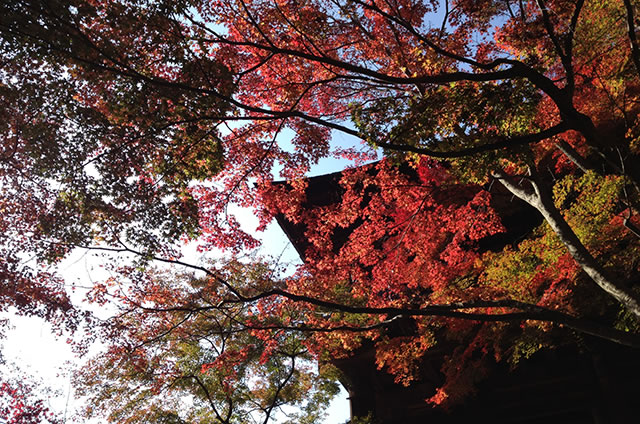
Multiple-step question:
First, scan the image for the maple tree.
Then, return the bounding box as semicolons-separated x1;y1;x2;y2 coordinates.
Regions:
2;0;640;422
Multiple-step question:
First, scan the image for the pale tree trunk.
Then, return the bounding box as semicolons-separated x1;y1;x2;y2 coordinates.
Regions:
492;170;640;318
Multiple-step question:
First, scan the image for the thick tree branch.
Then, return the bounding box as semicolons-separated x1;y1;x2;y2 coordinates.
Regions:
223;307;640;349
70;240;640;349
200;32;527;85
554;139;594;173
376;122;569;158
493;170;640;318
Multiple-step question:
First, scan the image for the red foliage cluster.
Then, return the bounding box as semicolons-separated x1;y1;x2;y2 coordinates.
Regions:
0;381;59;424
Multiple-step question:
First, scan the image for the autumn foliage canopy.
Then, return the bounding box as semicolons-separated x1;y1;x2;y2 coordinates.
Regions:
2;0;640;422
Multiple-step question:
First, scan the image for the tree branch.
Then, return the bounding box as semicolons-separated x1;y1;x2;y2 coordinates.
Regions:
72;240;640;349
624;0;640;79
493;169;640;318
376;122;569;158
